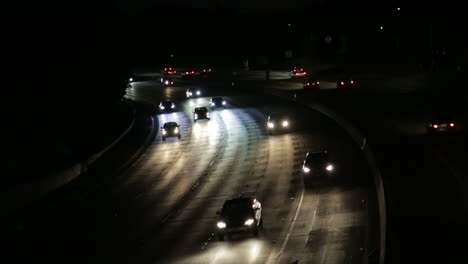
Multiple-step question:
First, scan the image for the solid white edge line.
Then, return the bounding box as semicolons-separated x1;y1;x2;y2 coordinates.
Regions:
265;183;305;264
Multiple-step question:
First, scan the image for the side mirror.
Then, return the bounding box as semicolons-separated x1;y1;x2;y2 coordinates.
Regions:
216;210;220;215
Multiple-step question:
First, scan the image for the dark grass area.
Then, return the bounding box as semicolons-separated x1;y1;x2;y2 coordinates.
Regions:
6;100;134;188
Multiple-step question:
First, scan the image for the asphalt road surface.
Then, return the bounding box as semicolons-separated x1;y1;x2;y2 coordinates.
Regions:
7;79;373;264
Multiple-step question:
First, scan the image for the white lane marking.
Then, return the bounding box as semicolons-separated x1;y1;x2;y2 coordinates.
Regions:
265;184;305;264
209;247;226;264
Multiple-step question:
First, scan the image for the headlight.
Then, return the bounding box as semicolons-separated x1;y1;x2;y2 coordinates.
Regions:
222;101;226;105
282;121;289;127
162;129;167;135
196;91;201;95
165;80;169;85
160;106;165;110
326;164;334;171
303;167;310;173
171;104;175;109
194;114;198;119
129;77;133;82
174;128;179;133
244;219;255;226
211;102;215;106
207;112;210;117
217;222;226;229
268;122;274;128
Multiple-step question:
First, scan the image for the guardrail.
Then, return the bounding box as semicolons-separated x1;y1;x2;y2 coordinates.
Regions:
3;100;136;216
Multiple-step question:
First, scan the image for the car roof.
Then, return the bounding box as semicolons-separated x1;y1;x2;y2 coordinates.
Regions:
163;122;178;127
195;107;208;111
212;97;223;100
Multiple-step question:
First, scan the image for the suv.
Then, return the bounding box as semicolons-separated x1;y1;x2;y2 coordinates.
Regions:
216;197;262;240
161;122;181;141
193;107;210;122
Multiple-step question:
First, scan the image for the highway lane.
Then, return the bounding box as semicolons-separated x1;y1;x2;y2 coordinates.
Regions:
8;79;372;264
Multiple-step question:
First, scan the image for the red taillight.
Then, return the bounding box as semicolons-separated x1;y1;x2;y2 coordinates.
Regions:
164;67;167;71
208;68;212;71
341;81;345;85
192;71;195;73
300;68;304;71
304;72;307;74
293;69;297;72
306;83;310;86
317;81;320;84
433;124;439;129
350;80;354;84
450;123;455;127
203;69;206;72
174;70;177;73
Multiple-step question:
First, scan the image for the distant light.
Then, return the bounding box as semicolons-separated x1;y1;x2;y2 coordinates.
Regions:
433;124;439;129
341;81;345;85
450;123;455;127
170;54;174;57
397;7;401;11
326;164;334;171
288;23;291;27
317;81;320;84
350;80;354;84
380;26;384;30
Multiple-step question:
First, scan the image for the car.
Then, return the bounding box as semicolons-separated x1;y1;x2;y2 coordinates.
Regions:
303;78;320;89
161;77;174;87
216;197;262;240
337;77;355;88
161;122;181;141
291;66;307;77
267;113;291;134
426;116;457;133
202;68;213;73
210;97;226;109
193;107;210;122
181;70;196;78
186;88;202;98
163;67;177;75
159;100;176;112
302;151;334;176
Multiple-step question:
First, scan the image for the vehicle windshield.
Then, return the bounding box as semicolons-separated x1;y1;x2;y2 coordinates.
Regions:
163;122;177;128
